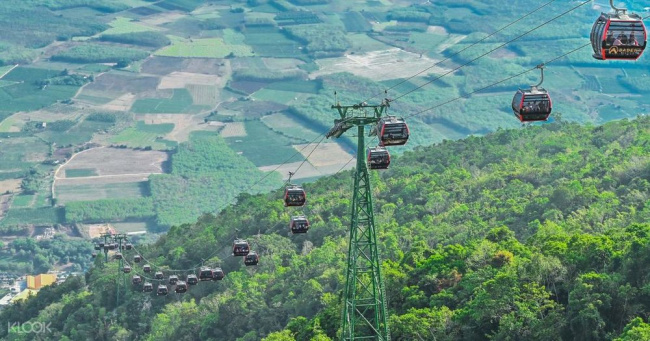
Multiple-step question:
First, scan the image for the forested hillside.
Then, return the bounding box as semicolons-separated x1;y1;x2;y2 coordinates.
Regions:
3;117;650;340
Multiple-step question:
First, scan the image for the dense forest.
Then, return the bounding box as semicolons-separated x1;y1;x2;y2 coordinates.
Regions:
2;116;650;340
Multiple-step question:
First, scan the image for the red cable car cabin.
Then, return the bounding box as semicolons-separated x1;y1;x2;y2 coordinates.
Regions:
187;274;199;285
233;239;250;256
290;215;310;234
213;267;225;280
511;88;552;122
244;251;259;266
367;147;390;170
284;185;306;207
376;116;410;146
175;281;188;293
199;267;213;281
590;4;646;60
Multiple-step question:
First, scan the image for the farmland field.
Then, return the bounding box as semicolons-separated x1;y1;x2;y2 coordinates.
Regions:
155;36;253;58
56;147;168;179
186;84;219;106
224;120;300;167
55;181;150;204
110;122;177;150
0;179;22;193
131;88;197;114
9;194;33;208
65;169;98;178
219;122;246;137
0;207;65;227
243;27;304;58
261;112;322;142
102;17;161;35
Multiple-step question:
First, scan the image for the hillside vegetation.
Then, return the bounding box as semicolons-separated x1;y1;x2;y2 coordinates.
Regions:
2;117;650;340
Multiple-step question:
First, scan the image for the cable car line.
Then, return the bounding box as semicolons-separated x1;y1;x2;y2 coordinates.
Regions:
362;0;559;104
390;0;593;103
405;40;595;120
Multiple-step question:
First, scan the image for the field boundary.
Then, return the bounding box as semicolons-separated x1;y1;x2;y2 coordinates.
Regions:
0;64;18;79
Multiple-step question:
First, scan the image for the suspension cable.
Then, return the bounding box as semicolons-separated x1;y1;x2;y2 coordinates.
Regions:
363;0;559;103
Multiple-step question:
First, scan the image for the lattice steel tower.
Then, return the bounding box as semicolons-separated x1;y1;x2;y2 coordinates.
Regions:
327;99;390;341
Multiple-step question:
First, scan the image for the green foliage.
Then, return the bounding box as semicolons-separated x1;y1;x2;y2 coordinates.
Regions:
284;25;350;55
86;112;117;123
149;132;282;227
99;32;171;48
51;44;149;64
65;198;155;223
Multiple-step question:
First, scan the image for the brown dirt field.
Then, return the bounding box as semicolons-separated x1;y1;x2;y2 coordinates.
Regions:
0;179;22;193
219;122;247;137
138;113;220;142
87;224;116;239
101;93;137;111
427;25;448;35
295;142;354;168
56;147;168;179
158;71;222;89
140;56;187;75
311;48;452;81
184;59;229;75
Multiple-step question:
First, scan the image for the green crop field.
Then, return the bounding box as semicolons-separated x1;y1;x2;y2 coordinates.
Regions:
261;112;322;142
102;17;161;35
155;36;253;58
252;88;302;104
0;116;17;132
0;207;65;227
131;89;195;114
10;194;34;208
110;121;177;150
65;169;98;178
0;136;50;171
243;27;304;58
55;181;150;204
265;79;322;93
224;120;302;167
111;221;149;234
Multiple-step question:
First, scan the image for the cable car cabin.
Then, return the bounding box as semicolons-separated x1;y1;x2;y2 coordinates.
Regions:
169;275;178;285
290;215;310;234
233;239;250;256
143;282;153;292
134;255;142;263
157;285;168;296
91;252;97;258
113;252;123;260
199;267;213;281
123;266;131;274
175;281;188;293
376;116;410;146
94;244;101;251
98;242;104;249
284;185;306;207
591;11;646;60
187;274;199;285
125;243;133;250
154;271;164;280
511;89;552;122
132;275;142;285
108;243;117;250
143;264;151;273
244;252;259;266
367;147;390;170
213;267;225;281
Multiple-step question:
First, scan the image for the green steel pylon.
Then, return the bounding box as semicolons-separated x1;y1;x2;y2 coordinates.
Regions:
328;99;390;341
